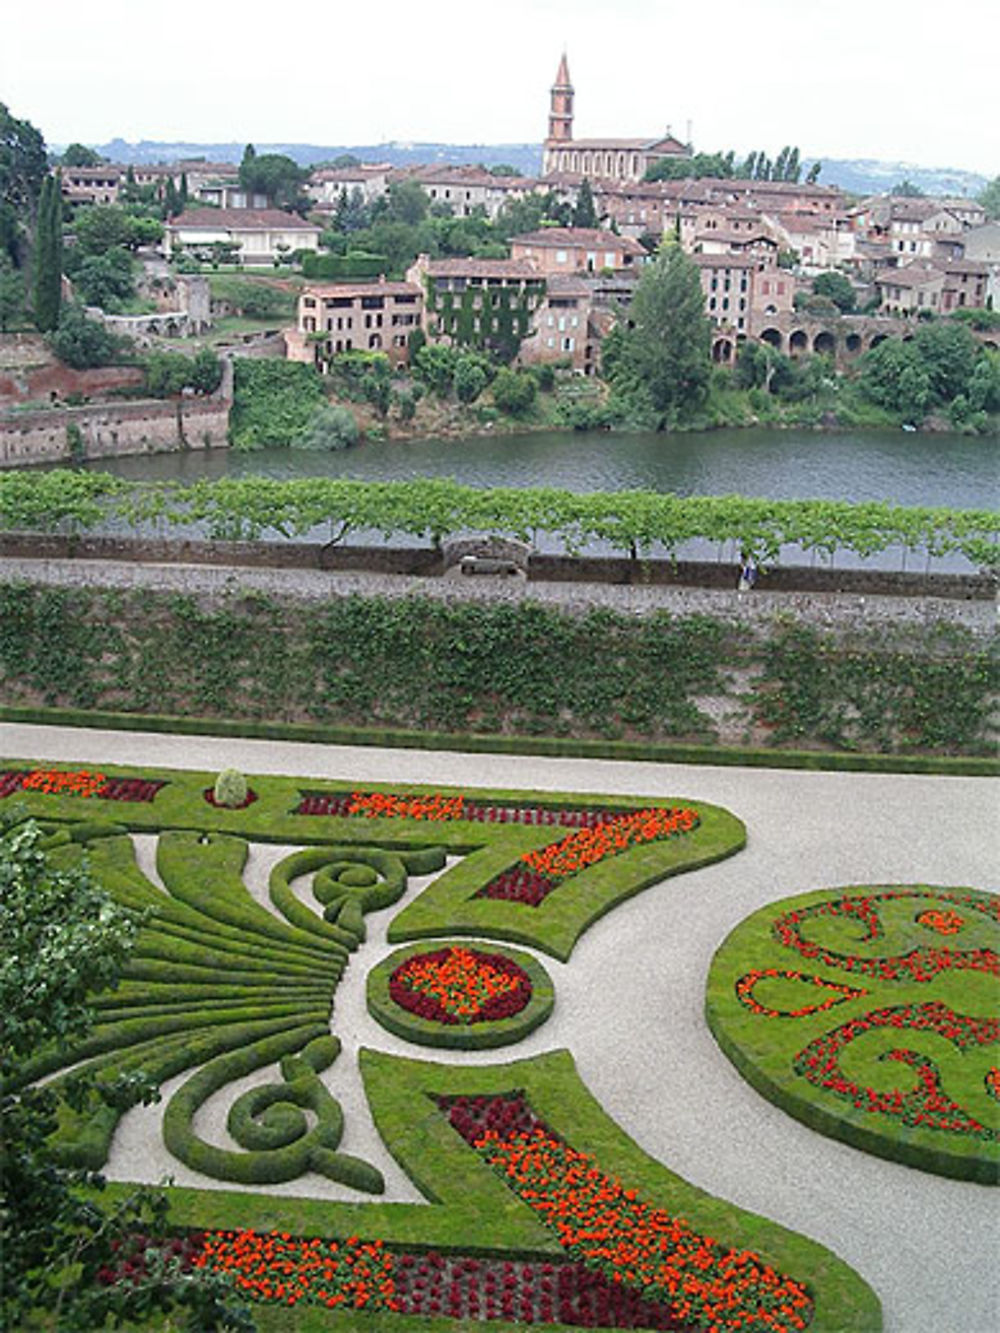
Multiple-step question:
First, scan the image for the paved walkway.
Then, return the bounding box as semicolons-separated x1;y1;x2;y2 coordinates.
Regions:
4;723;998;1333
1;554;995;636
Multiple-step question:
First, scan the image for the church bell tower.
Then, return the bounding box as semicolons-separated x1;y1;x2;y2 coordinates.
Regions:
548;52;574;143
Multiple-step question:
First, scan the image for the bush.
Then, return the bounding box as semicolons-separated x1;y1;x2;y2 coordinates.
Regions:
453;355;488;404
492;367;537;416
48;304;124;369
295;403;360;451
213;769;248;808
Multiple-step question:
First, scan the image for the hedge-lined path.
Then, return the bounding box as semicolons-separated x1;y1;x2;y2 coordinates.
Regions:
6;724;998;1333
0;553;994;636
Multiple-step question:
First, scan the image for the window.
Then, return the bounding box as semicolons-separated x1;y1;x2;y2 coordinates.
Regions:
562;336;574;351
556;250;567;264
361;296;385;309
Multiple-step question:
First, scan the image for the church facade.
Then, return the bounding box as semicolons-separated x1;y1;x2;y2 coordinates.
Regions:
541;54;690;184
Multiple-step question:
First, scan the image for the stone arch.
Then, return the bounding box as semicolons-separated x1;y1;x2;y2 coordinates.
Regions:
982;339;998;351
788;329;808;356
760;327;783;351
845;332;862;355
369;333;383;350
813;330;835;356
869;333;888;349
712;336;734;363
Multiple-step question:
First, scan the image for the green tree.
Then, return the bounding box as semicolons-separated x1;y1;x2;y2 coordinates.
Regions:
859;339;931;417
913;320;981;402
238;151;309;212
383;179;429;227
608;246;712;423
492;366;537;415
977;175;1000;220
191;347;224;395
0;815;253;1332
413;342;458;396
49;303;121;368
811;271;855;312
60;143;103;167
806;161;822;184
32;173;62;332
70;247;134;310
572;178;598;228
0;254;24;330
0;103;47;219
453;354;488;403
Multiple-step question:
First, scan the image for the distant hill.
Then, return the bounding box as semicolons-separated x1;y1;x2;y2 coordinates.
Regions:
71;139;988;198
85;139;546;175
816;158;988;198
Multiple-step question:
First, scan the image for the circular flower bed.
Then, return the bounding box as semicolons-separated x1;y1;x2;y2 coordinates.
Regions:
367;940;554;1050
706;884;999;1182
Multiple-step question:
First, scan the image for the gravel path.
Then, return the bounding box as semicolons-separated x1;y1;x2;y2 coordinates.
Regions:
5;724;998;1333
1;554;995;636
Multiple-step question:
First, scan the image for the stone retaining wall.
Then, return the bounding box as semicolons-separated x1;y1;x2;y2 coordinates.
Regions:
0;398;230;468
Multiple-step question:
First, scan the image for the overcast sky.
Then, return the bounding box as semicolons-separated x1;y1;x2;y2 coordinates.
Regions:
4;0;996;174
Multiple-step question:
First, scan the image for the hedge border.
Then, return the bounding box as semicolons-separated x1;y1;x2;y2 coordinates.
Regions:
704;885;1000;1184
366;939;555;1050
3;703;997;777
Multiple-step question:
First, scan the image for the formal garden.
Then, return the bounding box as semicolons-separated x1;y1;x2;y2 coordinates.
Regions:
2;755;996;1331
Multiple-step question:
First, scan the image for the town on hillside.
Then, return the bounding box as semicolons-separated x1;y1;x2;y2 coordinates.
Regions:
2;55;998;463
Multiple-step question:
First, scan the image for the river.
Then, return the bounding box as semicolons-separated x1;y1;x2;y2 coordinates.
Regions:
87;426;998;512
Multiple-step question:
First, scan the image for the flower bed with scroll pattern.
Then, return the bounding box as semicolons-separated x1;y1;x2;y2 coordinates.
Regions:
706;885;999;1182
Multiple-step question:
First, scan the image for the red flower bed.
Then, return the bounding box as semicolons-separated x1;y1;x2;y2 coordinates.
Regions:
0;769;165;803
441;1095;814;1333
793;1000;998;1138
773;889;999;984
735;968;868;1019
389;947;532;1025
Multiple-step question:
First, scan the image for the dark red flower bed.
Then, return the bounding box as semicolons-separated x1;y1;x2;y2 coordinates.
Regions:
294;790;631;828
389;947;533;1025
390;1249;693;1329
202;787;258;810
0;769;165;803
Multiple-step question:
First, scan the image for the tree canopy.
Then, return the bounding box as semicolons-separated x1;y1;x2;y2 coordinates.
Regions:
604;245;711;425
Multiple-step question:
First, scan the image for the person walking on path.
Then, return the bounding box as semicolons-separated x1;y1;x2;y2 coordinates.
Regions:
738;550;758;592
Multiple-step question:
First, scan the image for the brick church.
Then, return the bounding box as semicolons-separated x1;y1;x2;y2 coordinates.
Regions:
541;53;690;184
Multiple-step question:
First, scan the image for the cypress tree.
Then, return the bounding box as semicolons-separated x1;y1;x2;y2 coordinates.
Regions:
32;173;62;332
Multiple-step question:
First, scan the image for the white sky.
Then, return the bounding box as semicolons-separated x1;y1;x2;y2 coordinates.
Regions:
4;0;997;174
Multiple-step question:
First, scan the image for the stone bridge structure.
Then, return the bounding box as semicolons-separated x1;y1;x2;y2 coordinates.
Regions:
710;312;1000;366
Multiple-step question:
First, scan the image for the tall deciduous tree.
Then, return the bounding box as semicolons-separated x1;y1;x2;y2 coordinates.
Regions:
608;245;711;423
32;173;62;332
0;815;252;1331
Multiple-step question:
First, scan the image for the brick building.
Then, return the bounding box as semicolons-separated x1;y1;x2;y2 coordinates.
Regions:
287;278;422;366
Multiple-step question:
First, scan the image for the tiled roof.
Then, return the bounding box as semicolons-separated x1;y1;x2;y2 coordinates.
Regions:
303;281;421;299
170;208;320;230
423;258;541;279
510;228;646;253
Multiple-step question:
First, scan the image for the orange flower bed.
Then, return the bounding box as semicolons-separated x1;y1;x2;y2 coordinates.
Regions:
444;1095;813;1333
390;946;532;1025
521;807;699;881
19;767;107;798
192;1231;397;1311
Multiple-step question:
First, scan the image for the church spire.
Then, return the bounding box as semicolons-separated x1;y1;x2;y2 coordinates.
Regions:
548;52;574;143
